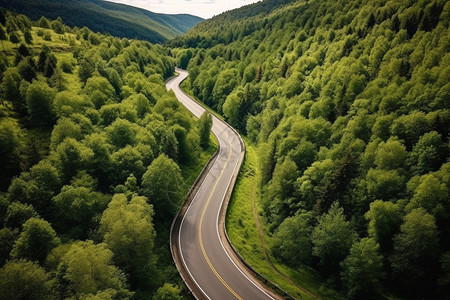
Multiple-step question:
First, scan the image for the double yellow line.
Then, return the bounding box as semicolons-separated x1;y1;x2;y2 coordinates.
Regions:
197;133;243;300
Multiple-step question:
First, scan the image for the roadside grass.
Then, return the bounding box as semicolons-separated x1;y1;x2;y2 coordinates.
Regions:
226;138;338;300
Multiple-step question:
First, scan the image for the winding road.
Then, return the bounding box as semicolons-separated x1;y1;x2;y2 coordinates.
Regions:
166;69;278;300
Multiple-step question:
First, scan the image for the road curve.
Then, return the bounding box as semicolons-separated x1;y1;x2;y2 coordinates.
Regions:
166;69;278;300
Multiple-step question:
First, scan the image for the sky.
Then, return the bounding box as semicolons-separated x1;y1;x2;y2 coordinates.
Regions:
104;0;261;19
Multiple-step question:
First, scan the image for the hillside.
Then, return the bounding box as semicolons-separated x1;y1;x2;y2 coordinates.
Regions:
0;11;216;299
172;0;450;298
0;0;203;43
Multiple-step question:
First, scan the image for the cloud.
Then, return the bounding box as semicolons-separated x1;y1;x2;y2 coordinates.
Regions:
104;0;260;18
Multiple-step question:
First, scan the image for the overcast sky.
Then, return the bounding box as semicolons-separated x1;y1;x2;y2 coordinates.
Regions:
104;0;261;19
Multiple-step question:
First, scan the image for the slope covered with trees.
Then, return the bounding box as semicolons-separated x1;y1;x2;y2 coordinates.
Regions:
0;0;203;43
172;0;450;298
0;11;214;299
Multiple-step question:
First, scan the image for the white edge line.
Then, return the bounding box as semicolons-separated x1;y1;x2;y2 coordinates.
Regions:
214;130;275;300
173;73;218;300
172;70;274;300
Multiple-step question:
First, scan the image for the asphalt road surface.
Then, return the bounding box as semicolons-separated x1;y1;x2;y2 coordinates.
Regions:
166;69;276;300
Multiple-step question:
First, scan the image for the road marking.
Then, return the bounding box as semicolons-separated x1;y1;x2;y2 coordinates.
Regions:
198;132;243;300
171;71;274;300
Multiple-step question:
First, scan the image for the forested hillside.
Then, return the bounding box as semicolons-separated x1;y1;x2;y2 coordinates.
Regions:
0;11;214;299
172;0;450;298
0;0;203;43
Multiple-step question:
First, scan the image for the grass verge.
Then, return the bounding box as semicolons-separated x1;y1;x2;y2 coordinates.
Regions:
226;138;337;300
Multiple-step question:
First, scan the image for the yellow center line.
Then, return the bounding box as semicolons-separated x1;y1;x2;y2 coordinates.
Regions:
198;132;243;300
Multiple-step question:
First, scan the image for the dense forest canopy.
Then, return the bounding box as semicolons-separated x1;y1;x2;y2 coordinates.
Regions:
0;0;203;43
172;0;450;298
0;10;214;299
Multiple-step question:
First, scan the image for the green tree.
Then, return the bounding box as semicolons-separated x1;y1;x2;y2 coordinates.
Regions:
198;111;213;149
84;133;113;191
59;58;73;73
212;68;238;112
4;202;38;230
52;185;109;239
375;140;408;170
311;202;356;276
111;146;145;185
50;117;82;150
266;157;299;227
0;119;23;190
53;91;92;118
27;160;61;214
390;208;439;297
152;283;182;300
100;194;157;289
78;58;95;85
390;111;430;149
83;76;115;101
222;88;242;128
17;56;37;82
179;49;192;69
11;217;60;264
26;80;56;126
37;16;51;28
23;30;32;45
141;154;183;218
365;200;403;255
1;68;25;114
365;168;406;202
57;240;132;299
0;26;6;51
406;174;449;222
51;17;64;34
107;68;123;96
409;131;447;175
9;31;20;44
53;137;94;183
0;259;56;300
341;238;384;299
271;211;313;266
106;118;137;149
0;227;18;266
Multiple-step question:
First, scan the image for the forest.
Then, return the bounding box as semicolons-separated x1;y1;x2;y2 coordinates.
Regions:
0;10;214;299
0;0;203;43
171;0;450;298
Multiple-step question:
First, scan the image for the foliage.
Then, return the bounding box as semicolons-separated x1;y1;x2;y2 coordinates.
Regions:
141;154;184;219
0;0;202;43
11;217;60;264
311;202;356;276
0;259;56;300
152;283;182;300
198;111;212;149
0;11;212;299
0;119;23;190
271;211;313;266
175;0;450;296
99;194;157;289
340;238;384;299
390;208;440;297
56;240;133;299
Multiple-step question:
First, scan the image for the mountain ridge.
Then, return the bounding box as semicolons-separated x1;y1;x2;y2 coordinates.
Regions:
0;0;203;43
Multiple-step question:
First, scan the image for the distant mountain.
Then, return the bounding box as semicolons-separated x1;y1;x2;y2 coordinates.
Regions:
0;0;203;43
